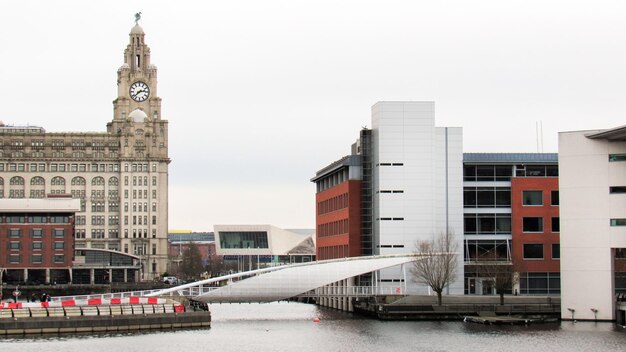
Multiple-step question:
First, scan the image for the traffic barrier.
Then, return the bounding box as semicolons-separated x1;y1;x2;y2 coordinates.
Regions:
88;298;102;306
173;304;185;313
164;305;175;313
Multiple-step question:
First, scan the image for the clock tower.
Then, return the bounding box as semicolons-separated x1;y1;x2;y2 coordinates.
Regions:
106;18;170;280
111;22;161;124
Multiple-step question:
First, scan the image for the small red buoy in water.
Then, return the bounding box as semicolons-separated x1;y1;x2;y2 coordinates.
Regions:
313;317;321;323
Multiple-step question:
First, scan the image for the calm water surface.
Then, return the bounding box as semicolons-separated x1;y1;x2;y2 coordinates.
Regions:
1;302;624;351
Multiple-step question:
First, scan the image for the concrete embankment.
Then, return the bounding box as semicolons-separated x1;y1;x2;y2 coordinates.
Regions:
353;295;560;321
0;304;210;336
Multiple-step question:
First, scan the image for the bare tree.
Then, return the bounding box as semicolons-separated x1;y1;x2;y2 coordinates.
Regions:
410;232;458;306
476;262;517;305
179;242;205;280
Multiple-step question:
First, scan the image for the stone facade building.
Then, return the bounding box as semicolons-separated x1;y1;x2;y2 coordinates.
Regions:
0;22;170;280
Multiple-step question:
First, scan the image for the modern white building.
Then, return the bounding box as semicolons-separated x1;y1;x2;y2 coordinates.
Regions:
559;125;626;320
214;225;315;271
371;102;464;294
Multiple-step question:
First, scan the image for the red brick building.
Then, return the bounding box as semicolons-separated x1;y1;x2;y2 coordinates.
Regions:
511;177;560;293
311;155;363;260
0;198;80;284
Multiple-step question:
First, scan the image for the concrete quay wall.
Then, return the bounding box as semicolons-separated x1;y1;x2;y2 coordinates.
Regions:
0;311;210;336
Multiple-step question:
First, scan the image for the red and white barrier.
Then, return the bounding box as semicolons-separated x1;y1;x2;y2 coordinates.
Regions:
0;296;166;309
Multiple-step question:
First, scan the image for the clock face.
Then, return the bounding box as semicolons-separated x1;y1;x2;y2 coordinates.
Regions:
129;81;150;102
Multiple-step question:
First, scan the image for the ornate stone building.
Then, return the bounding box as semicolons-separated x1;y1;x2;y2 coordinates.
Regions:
0;21;170;281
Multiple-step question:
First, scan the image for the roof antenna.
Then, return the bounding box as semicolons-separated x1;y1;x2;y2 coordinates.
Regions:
536;121;544;153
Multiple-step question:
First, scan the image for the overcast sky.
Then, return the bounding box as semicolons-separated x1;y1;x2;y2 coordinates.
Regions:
1;1;626;231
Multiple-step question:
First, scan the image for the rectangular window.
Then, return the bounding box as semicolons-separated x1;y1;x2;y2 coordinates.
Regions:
50;216;69;223
523;244;544;259
551;190;559;205
53;255;65;263
610;187;626;194
552;243;560;259
31;254;43;264
523;190;543;206
7;216;25;223
54;242;65;250
9;242;20;250
9;254;20;264
551;217;560;232
54;229;65;237
9;229;21;238
31;228;43;238
523;217;543;232
32;242;43;250
28;216;47;223
610;219;626;226
609;154;626;162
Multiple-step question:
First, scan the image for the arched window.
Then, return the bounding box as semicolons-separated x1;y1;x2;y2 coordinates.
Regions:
51;176;65;186
91;177;105;186
71;177;86;186
108;177;119;186
30;176;45;186
10;176;25;186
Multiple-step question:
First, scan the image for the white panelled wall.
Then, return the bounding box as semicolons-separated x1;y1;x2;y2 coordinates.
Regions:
371;102;464;294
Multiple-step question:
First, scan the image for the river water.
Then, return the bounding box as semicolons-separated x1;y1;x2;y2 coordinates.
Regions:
1;302;624;351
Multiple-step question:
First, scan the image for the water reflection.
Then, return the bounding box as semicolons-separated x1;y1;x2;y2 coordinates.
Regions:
1;302;623;352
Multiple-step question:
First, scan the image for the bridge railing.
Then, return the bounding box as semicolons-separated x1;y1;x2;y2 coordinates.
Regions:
301;286;404;297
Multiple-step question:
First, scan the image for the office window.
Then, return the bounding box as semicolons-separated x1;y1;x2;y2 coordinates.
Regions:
552;244;560;259
9;229;21;238
53;255;65;263
551;190;559;205
551;217;560;232
610;187;626;194
31;228;43;238
609;154;626;162
32;242;43;250
523;217;543;232
523;191;543;206
31;254;43;264
9;242;20;250
9;254;21;264
610;219;626;226
523;244;544;259
50;216;69;223
54;242;65;250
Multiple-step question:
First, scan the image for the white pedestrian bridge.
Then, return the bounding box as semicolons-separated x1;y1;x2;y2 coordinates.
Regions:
148;254;420;303
53;254;424;304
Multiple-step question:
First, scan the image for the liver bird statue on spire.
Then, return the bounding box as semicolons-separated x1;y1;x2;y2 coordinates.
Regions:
134;12;142;25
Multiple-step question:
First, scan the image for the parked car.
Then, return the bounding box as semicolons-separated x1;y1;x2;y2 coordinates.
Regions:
162;276;178;285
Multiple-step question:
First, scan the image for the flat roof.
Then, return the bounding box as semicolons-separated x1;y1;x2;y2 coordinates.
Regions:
586;125;626;141
311;155;361;182
463;153;558;164
0;198;81;212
